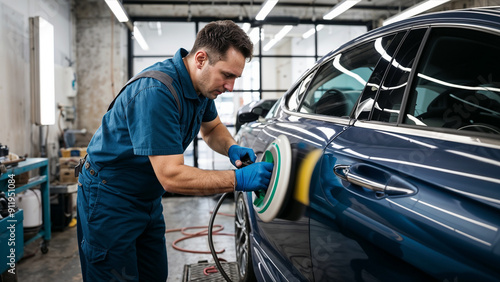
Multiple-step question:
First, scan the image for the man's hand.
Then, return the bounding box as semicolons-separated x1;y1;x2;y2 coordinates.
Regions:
235;162;274;192
228;145;256;168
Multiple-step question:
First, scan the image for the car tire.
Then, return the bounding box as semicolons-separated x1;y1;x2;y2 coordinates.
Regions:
235;193;257;282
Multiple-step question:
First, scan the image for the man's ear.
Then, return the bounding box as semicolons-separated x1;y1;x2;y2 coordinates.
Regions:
194;50;208;69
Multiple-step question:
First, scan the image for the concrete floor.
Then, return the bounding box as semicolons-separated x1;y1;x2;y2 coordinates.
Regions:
15;195;236;282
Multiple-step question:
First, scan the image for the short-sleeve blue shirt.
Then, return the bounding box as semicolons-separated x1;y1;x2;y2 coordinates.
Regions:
86;48;218;200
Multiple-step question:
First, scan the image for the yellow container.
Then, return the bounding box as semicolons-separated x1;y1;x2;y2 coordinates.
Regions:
61;147;86;158
60;148;71;158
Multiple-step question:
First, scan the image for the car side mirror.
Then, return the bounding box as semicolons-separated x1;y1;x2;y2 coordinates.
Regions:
238;106;266;124
251;106;264;116
238;111;259;124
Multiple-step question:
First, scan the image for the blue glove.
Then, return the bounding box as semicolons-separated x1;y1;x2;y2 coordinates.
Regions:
228;145;256;167
235;162;274;192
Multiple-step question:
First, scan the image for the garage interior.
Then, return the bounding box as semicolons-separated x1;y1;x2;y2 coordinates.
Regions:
0;0;498;281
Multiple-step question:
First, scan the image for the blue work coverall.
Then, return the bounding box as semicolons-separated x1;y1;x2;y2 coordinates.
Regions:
77;48;218;281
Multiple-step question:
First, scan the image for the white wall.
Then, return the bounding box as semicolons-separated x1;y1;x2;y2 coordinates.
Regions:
0;0;75;172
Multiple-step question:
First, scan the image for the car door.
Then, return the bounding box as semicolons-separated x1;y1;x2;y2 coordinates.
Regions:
311;26;500;281
243;32;405;281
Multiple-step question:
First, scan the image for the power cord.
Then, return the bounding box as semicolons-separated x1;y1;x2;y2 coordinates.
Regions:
208;153;255;281
208;192;232;281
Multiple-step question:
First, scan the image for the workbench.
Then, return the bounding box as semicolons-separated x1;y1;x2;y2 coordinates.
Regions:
0;158;51;274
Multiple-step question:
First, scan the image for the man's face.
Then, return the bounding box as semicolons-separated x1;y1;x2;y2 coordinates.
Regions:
196;48;246;100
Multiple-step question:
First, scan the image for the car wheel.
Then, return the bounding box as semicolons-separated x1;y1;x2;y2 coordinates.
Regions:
235;193;256;282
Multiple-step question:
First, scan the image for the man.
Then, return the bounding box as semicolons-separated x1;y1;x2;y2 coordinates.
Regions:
76;20;274;281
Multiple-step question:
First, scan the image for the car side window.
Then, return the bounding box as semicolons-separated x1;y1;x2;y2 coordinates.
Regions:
371;29;427;123
355;32;406;120
286;72;315;111
403;28;500;135
265;97;281;118
299;35;397;118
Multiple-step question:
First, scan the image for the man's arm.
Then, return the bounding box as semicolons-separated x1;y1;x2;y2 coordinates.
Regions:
150;115;273;195
149;154;235;195
200;115;237;157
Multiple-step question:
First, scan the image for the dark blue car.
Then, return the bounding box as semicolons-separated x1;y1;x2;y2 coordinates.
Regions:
234;7;500;282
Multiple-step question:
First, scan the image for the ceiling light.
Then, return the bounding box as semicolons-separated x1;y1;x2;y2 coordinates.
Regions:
302;24;324;39
323;0;361;20
156;22;162;36
248;28;264;44
133;25;149;51
104;0;129;22
256;0;279;21
383;0;451;26
242;23;251;33
263;25;292;52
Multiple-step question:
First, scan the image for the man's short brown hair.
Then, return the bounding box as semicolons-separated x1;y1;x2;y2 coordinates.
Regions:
191;20;253;63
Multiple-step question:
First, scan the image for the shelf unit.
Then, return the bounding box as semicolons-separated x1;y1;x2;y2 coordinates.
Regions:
0;158;51;274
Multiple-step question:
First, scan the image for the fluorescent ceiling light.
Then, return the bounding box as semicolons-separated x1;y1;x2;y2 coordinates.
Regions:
323;0;361;20
104;0;129;22
263;25;292;52
248;27;263;44
242;23;251;33
302;24;324;39
133;25;149;51
383;0;451;26
256;0;279;21
156;22;162;36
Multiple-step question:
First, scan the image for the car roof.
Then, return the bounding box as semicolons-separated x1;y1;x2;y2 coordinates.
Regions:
321;7;500;62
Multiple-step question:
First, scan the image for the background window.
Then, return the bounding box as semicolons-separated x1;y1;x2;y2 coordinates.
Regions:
132;22;195;75
317;25;367;57
261;57;316;99
262;24;316;56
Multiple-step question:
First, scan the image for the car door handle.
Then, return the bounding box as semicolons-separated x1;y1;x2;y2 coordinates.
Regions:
334;164;417;197
334;165;385;191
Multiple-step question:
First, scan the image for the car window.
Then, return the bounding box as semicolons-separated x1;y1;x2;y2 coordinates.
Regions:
265;97;281;118
286;72;314;111
403;28;500;135
355;32;407;120
371;29;427;123
299;34;398;118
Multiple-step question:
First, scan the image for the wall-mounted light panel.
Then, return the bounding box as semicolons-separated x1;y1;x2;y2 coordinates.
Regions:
30;16;55;125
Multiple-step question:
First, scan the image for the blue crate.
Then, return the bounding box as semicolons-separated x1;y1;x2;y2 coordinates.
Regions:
0;209;24;274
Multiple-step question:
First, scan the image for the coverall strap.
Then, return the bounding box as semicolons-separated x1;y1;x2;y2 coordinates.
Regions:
107;70;182;116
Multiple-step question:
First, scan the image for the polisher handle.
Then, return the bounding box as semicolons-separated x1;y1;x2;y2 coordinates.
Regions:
238;153;267;197
240;153;254;167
